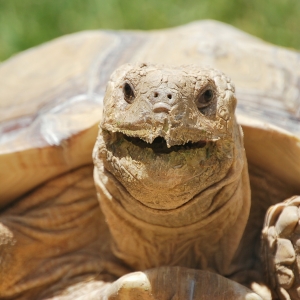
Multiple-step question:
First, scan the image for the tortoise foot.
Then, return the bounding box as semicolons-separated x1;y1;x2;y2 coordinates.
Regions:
262;196;300;300
104;267;262;300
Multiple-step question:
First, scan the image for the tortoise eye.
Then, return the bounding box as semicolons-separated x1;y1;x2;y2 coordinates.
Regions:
123;82;135;103
196;89;214;110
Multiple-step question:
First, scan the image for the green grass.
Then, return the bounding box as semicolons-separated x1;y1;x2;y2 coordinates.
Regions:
0;0;299;62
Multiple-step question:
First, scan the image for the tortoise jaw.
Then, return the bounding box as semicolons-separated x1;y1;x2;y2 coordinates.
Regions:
119;132;208;154
101;119;222;147
124;135;207;154
96;127;236;211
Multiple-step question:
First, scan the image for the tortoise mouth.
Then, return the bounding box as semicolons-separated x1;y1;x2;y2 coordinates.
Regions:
122;133;207;154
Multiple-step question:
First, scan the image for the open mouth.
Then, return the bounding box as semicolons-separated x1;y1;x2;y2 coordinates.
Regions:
122;133;207;154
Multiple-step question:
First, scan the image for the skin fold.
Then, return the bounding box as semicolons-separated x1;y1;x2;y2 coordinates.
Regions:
5;63;300;300
93;64;260;298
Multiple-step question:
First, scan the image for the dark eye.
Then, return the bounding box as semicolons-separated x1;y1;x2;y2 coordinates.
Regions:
196;89;214;110
123;82;135;103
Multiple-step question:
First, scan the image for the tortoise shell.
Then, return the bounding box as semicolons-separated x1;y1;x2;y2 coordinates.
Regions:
0;20;300;299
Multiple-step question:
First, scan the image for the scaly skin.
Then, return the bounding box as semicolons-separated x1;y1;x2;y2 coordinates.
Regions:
3;63;300;299
93;64;300;299
93;64;259;296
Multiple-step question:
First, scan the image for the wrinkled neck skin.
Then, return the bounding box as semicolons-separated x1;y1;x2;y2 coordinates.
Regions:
93;120;251;277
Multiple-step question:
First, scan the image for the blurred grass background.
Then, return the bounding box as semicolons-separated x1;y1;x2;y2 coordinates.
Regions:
0;0;299;62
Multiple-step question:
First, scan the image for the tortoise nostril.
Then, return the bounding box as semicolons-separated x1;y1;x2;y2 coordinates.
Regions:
167;94;172;99
154;92;159;97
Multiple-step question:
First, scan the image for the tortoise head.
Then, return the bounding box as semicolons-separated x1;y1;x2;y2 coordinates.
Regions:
93;63;243;210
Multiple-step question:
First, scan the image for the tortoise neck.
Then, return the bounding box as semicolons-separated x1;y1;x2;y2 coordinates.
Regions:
93;150;251;274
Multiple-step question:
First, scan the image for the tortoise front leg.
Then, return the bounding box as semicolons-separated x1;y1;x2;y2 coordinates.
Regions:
44;267;262;299
101;267;262;300
262;196;300;299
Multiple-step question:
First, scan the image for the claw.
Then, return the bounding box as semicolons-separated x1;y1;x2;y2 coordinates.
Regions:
276;266;294;289
262;196;300;299
275;238;296;265
275;206;299;237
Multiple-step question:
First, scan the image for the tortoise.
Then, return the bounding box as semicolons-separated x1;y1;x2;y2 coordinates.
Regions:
1;20;300;300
